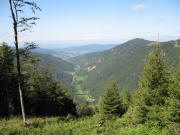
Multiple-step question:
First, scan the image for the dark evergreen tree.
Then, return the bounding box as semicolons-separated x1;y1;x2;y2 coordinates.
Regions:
0;43;14;117
135;45;172;124
100;82;122;118
122;89;132;113
0;43;21;117
0;43;77;117
26;66;77;116
166;63;180;123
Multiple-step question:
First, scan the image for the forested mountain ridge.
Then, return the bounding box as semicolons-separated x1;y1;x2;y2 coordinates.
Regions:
32;53;73;71
1;39;180;135
0;44;77;118
70;38;180;101
31;53;74;91
1;0;179;134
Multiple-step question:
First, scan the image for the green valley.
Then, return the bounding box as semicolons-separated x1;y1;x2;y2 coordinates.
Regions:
1;0;180;134
36;38;180;104
22;38;180;105
70;38;180;102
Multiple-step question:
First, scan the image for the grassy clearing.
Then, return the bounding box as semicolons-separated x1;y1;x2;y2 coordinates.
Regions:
0;116;175;135
67;71;93;101
76;86;89;100
75;75;88;82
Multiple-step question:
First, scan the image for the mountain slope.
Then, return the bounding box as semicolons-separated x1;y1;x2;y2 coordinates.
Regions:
61;44;115;53
32;53;73;90
70;38;180;101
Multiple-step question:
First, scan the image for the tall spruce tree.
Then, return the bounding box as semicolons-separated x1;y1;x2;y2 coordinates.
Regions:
135;45;172;124
166;63;180;123
26;66;77;116
100;82;122;118
122;89;132;113
0;43;15;118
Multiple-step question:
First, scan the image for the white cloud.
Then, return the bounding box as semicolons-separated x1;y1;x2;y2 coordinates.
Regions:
132;4;149;11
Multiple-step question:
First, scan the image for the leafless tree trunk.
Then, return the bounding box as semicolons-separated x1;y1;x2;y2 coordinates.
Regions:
9;0;40;123
9;0;26;123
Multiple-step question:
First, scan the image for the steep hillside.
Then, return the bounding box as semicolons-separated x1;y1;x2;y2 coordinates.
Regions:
70;38;180;101
32;53;74;90
70;52;98;68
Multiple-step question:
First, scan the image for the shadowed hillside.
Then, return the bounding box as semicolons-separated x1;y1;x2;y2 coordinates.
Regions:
70;38;180;101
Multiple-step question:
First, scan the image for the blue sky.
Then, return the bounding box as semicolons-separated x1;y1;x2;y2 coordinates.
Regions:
0;0;180;47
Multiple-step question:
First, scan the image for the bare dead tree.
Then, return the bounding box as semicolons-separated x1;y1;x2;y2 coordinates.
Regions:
9;0;41;124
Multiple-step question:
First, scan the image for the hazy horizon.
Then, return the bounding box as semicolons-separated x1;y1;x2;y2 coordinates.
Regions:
0;0;180;48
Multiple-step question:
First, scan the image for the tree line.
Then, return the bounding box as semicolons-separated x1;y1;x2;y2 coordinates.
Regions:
0;43;77;118
98;44;180;129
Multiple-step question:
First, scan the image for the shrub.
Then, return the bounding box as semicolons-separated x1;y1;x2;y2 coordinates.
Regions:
79;103;94;117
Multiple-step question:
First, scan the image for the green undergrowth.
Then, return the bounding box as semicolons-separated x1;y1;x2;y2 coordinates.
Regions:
0;115;178;135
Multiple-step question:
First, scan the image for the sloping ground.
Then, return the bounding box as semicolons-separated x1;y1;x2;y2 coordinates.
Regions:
70;39;180;101
0;117;175;135
32;53;74;91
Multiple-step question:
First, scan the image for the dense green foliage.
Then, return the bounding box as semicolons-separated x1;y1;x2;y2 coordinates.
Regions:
100;82;123;118
0;43;19;117
0;43;77;117
1;39;180;134
70;38;180;101
122;89;132;113
31;53;74;90
121;45;180;133
24;67;77;116
78;103;94;116
135;45;172;124
167;62;180;123
0;116;178;135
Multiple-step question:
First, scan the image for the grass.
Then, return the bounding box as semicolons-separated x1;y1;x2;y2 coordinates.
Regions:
0;115;177;135
67;71;94;101
76;75;88;82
